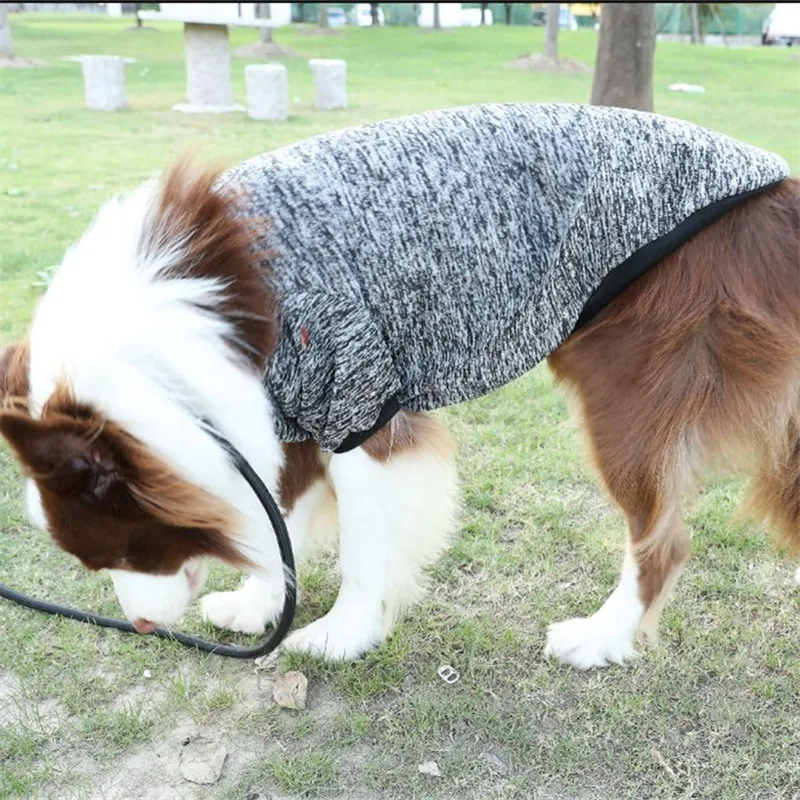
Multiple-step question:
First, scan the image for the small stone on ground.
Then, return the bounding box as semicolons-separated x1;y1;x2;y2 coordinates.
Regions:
179;737;227;785
480;751;508;775
273;670;308;710
418;761;442;777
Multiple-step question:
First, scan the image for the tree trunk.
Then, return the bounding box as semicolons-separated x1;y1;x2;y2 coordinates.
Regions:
297;3;305;22
255;2;272;44
318;2;329;29
433;3;440;30
590;3;656;112
480;2;487;25
134;2;142;28
370;2;379;26
708;3;729;47
504;3;512;25
545;3;559;61
689;3;701;44
0;3;12;57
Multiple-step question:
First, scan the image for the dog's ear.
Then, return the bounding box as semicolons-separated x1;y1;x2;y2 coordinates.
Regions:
0;341;30;404
0;412;123;503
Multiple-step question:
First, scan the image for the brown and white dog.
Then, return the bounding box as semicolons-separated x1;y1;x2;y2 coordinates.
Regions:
0;161;798;668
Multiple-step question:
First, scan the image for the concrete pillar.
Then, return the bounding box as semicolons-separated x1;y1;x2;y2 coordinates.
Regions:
1;4;14;58
309;58;347;110
174;23;244;113
245;63;289;121
80;55;127;111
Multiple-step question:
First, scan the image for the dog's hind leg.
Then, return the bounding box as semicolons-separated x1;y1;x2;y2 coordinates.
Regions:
283;412;458;661
543;432;693;669
546;177;800;668
544;318;701;668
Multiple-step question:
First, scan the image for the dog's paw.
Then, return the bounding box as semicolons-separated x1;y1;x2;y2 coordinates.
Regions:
283;611;384;661
201;578;284;635
543;615;638;670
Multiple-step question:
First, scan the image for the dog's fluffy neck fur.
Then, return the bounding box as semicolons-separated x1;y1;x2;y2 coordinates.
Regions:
27;165;285;578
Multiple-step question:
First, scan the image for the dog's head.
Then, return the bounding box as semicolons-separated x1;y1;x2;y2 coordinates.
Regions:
0;157;282;631
0;375;242;628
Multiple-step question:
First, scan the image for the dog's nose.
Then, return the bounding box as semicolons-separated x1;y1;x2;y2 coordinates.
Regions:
132;618;157;634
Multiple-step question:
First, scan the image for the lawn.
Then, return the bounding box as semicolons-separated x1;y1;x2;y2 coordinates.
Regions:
1;13;799;800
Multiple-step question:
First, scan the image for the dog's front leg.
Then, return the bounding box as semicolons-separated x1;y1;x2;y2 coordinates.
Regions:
200;572;286;635
201;479;330;634
281;448;392;659
283;430;457;661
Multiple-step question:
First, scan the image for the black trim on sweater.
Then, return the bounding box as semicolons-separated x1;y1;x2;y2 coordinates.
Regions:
333;395;403;454
573;182;781;331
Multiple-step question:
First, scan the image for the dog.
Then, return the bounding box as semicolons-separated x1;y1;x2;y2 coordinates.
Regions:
0;104;797;668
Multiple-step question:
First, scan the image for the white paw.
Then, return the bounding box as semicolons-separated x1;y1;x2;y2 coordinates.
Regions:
543;615;638;670
283;612;384;661
200;578;284;635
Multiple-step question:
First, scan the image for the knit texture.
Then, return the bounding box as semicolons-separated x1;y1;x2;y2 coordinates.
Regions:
219;103;789;451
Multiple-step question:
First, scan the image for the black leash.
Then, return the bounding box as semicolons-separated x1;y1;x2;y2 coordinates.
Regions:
0;423;296;659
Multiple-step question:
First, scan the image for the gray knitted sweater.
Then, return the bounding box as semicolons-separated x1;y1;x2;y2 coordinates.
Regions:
220;103;789;452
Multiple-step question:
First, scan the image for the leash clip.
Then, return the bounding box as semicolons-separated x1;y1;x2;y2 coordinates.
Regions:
437;664;460;684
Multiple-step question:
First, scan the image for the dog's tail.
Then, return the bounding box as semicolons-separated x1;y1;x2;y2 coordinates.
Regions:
731;178;800;553
747;410;800;553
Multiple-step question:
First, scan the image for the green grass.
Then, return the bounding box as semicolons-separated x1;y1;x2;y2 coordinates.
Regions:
80;706;154;753
0;726;51;799
220;751;341;799
1;13;799;800
267;752;340;794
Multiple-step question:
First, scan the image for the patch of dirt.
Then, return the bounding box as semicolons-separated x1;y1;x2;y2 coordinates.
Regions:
509;53;590;74
111;681;167;712
0;670;23;726
233;41;299;59
0;55;47;69
88;717;225;800
0;669;20;698
80;670;281;799
295;26;344;37
0;670;67;733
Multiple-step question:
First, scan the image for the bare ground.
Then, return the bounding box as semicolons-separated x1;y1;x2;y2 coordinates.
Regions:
509;54;590;74
0;55;47;69
232;42;300;60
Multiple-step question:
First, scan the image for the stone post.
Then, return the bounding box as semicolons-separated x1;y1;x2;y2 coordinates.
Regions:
175;23;243;113
309;59;347;110
1;4;14;58
245;63;288;121
80;55;127;111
